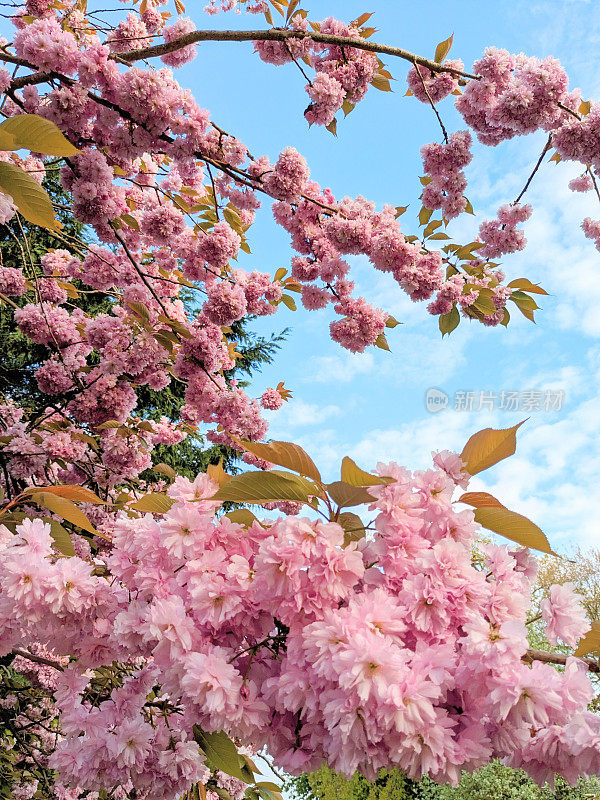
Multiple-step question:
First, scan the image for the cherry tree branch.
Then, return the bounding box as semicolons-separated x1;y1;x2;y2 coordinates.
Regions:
115;29;479;80
12;648;65;672
525;648;600;673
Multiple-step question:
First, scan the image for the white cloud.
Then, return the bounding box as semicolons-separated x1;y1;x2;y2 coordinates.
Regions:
304;351;376;383
267;398;341;432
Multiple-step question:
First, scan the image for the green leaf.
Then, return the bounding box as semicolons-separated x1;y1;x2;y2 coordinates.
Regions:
439;305;460;336
509;290;541;322
95;420;123;430
434;34;453;63
280;294;297;311
225;509;262;528
473;292;497;315
211;471;317;504
0;162;58;229
127;300;151;322
460;421;525;476
385;315;401;328
130;492;175;514
47;520;75;556
0;114;79;156
193;728;251;782
340;456;392;486
121;213;140;231
239;440;322;482
326;481;375;508
257;789;283;800
337;511;366;543
0;127;16;150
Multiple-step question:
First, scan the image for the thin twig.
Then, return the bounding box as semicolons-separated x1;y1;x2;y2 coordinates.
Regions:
514;134;553;204
411;59;448;143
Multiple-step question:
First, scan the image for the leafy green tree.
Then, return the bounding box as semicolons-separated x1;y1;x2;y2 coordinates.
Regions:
288;761;600;800
0;167;100;406
287;765;414;800
415;762;600;800
0;172;285;476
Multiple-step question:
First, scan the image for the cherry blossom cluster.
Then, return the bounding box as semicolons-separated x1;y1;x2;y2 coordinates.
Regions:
0;635;252;800
407;46;600;258
420;131;473;220
254;15;379;127
0;394;187;490
478;203;532;260
0;0;554;405
454;48;576;145
406;59;464;105
0;455;597;796
427;263;512;327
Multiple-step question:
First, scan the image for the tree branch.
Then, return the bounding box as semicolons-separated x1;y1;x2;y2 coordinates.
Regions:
514;134;552;204
12;648;65;672
525;647;600;673
115;29;479;80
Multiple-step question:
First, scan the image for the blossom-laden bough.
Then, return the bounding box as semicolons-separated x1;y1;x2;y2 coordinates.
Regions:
1;0;600;797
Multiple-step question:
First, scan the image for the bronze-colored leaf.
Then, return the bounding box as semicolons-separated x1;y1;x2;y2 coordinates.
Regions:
130;492;175;514
472;505;553;554
434;34;454;64
340;456;392;486
239;440;321;482
23;484;104;505
460;422;525;476
575;621;600;657
212;470;316;504
326;481;375;508
27;491;97;535
459;491;505;508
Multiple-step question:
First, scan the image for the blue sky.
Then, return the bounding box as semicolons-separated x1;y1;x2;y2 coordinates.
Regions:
180;0;600;553
5;0;600;552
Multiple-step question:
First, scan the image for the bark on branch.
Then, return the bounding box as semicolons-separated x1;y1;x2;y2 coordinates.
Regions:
116;28;479;80
525;648;600;673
